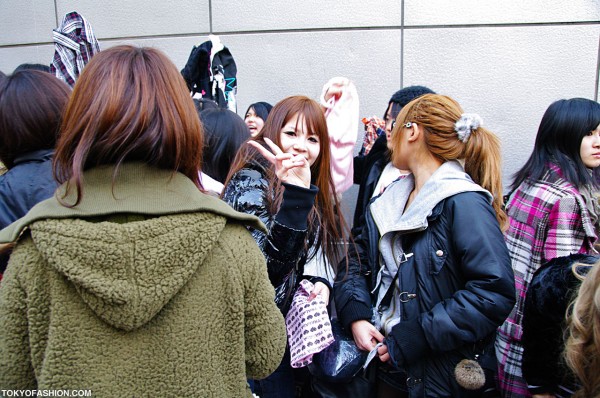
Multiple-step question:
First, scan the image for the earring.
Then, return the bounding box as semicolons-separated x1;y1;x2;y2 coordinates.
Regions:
403;122;413;128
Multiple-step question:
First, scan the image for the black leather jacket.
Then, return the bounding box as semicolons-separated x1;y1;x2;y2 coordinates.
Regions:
335;190;515;397
222;159;320;314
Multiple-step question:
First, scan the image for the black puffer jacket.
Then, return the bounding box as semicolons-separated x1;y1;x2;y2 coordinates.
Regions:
222;158;321;314
335;165;515;397
0;149;58;276
0;149;57;229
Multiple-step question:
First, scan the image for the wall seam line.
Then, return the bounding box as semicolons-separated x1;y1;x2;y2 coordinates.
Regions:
1;20;599;49
208;0;213;33
400;0;405;88
53;0;59;27
595;34;600;102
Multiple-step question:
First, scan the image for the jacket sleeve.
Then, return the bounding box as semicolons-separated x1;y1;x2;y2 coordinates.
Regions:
320;77;359;195
353;154;366;185
544;195;592;260
222;166;317;287
387;192;516;366
334;216;375;331
235;225;287;379
0;240;37;389
0;176;25;230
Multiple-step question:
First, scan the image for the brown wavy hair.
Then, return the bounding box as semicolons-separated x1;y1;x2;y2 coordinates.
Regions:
53;45;203;205
390;94;507;230
565;261;600;397
224;95;348;272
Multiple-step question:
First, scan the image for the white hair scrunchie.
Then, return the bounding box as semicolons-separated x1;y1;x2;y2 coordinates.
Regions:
454;113;483;143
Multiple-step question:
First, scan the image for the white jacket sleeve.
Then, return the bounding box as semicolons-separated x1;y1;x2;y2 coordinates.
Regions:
320;77;359;195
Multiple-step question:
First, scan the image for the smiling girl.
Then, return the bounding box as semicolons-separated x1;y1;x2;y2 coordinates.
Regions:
244;101;273;137
222;95;348;398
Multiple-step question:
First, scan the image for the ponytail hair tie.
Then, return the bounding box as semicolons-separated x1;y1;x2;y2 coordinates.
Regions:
454;113;483;143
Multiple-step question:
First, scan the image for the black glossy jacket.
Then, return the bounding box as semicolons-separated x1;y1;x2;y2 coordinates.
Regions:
222;158;319;314
335;190;516;397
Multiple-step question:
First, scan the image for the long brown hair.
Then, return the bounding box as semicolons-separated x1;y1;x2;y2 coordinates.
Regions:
224;95;348;271
565;261;600;397
391;94;507;230
54;45;203;205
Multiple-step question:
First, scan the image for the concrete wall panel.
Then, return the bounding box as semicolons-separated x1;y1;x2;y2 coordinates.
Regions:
222;30;401;120
0;0;56;45
404;25;600;186
0;45;55;74
212;0;402;32
405;0;600;26
55;0;210;39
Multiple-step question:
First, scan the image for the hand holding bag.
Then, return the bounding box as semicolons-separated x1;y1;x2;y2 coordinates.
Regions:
286;279;334;368
307;317;369;383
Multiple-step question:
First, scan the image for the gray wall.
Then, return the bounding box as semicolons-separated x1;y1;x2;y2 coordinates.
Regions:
1;0;599;221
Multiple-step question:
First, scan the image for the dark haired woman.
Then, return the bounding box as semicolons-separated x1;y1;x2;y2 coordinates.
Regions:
223;95;349;398
0;70;70;229
0;70;71;277
244;101;273;136
496;98;600;398
0;45;286;397
199;107;250;195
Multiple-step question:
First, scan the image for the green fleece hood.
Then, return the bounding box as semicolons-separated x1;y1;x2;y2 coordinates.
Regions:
30;213;226;331
0;163;266;331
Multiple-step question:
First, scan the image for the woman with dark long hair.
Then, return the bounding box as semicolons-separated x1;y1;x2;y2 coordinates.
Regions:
496;98;600;398
223;95;349;398
0;45;286;397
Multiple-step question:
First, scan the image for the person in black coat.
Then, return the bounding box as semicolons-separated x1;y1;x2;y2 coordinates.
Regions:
0;70;71;277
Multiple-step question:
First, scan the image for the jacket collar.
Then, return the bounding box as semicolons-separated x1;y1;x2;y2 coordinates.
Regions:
370;160;492;238
0;162;265;243
13;149;54;165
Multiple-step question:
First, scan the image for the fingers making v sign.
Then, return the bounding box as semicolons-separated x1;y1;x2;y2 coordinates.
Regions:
248;138;312;188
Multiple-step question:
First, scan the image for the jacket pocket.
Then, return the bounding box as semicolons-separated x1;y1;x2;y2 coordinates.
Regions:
429;244;448;275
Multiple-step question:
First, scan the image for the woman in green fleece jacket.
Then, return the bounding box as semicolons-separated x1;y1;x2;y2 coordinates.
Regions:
0;45;287;397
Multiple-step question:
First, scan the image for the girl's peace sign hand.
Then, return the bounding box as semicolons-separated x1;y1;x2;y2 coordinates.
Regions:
248;138;311;188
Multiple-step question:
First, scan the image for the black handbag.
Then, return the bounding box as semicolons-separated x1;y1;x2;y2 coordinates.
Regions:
307;317;368;383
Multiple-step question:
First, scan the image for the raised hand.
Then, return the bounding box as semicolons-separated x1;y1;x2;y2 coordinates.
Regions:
248;138;312;188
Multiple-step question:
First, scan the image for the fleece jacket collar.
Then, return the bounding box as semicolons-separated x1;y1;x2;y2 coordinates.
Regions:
0;162;265;243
